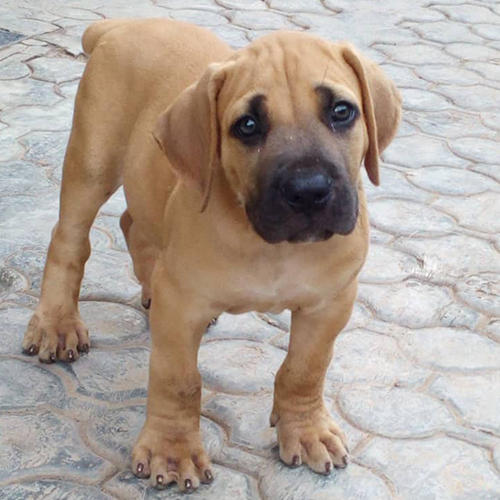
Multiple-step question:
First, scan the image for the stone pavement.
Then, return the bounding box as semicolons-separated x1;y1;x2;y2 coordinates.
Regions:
1;0;500;498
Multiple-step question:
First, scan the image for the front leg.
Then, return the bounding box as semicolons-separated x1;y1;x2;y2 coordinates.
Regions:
271;283;357;474
132;261;217;493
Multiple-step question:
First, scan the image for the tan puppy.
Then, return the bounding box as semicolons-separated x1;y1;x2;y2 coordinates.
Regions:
22;19;401;493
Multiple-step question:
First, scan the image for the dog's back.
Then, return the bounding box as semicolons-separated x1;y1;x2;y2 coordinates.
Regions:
69;19;234;240
75;19;233;176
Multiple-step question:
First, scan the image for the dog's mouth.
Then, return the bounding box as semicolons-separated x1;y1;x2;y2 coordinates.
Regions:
245;193;358;245
286;227;335;244
244;153;359;245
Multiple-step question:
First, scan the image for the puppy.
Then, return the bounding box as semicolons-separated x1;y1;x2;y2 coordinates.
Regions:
22;19;401;492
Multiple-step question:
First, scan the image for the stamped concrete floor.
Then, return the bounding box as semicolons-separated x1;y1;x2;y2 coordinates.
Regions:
1;0;500;499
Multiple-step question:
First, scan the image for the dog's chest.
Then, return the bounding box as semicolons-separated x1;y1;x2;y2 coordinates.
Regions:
225;253;344;314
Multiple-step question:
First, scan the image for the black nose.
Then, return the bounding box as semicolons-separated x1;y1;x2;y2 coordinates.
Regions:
281;171;333;212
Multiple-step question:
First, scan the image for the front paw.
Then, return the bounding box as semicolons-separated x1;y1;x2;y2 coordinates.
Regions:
132;418;214;493
273;406;349;474
22;310;90;363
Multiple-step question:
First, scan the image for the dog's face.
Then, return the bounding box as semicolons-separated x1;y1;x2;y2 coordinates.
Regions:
218;52;366;244
155;32;401;244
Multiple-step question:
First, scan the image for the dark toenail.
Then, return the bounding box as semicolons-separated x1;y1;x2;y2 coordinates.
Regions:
157;474;163;485
144;299;151;310
185;479;192;490
27;344;37;355
325;461;332;473
292;455;300;467
79;343;89;354
343;455;348;466
137;463;143;474
68;349;74;361
49;352;56;363
205;470;213;483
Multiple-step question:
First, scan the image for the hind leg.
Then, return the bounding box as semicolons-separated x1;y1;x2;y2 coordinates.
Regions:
23;146;121;362
120;210;157;310
22;66;126;362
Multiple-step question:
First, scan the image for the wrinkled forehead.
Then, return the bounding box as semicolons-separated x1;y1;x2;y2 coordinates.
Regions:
218;33;361;126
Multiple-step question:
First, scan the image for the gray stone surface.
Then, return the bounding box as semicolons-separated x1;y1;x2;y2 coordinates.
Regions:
199;339;286;393
29;54;85;83
394;233;500;284
206;311;284;342
2;99;75;135
0;78;62;109
1;1;500;499
434;191;500;233
369;199;456;236
494;444;500;474
2;481;117;500
398;327;500;371
358;437;500;500
383;135;468;169
328;329;431;389
68;348;150;401
439;84;500;112
20;130;70;167
359;281;455;328
338;385;455;438
408;21;484;44
0;358;67;409
375;43;457;65
359;243;421;284
204;393;276;452
0;160;56;196
228;10;295;30
260;460;392;500
400;88;452;113
434;4;500;24
486;319;500;343
363;167;435;204
79;301;149;346
407;166;497;195
456;274;500;317
466;61;500;83
0;305;34;353
0;411;112;483
403;109;496;140
430;372;500;433
0;53;30;79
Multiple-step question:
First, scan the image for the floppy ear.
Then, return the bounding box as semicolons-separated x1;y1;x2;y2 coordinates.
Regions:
153;62;229;211
341;44;402;186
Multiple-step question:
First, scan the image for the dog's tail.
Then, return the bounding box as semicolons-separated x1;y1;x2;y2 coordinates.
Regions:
82;19;133;56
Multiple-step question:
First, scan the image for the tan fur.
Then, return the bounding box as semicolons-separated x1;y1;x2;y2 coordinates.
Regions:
22;19;401;492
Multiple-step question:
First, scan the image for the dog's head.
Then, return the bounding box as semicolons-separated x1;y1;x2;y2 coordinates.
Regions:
154;32;401;244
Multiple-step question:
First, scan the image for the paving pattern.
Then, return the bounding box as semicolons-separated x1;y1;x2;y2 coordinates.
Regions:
1;0;500;498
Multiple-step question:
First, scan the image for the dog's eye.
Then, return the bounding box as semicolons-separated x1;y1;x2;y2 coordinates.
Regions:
235;115;260;138
331;101;355;124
